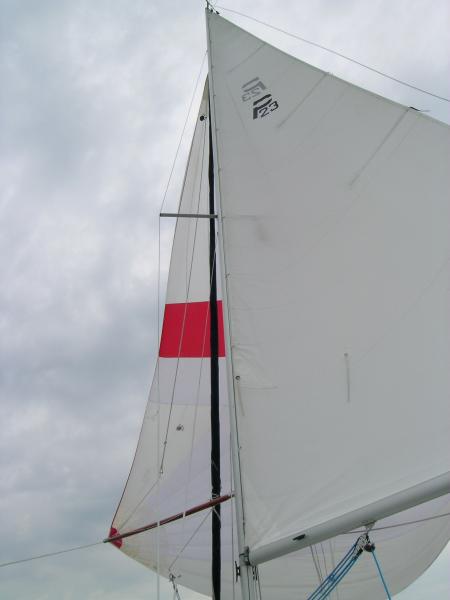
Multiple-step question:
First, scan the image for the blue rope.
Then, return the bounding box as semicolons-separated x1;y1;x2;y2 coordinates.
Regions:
307;536;366;600
306;534;393;600
371;548;393;600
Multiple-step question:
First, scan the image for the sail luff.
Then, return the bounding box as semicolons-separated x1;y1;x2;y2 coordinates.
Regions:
205;8;254;600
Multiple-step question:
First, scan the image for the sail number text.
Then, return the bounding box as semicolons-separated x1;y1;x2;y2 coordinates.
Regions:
241;77;279;120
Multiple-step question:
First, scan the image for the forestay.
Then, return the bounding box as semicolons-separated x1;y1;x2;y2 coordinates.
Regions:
207;10;450;598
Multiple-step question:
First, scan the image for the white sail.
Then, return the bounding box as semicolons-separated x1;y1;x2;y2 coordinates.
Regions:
109;83;237;597
207;10;450;598
109;11;450;600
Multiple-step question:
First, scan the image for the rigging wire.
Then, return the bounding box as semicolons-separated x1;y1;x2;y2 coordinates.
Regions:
169;573;183;600
328;539;340;600
112;51;208;533
1;509;450;570
345;509;450;533
168;509;212;572
310;545;324;585
104;54;213;581
178;185;218;561
156;198;163;600
159;112;208;474
320;543;329;586
0;541;102;569
180;248;217;503
307;535;367;600
2;503;450;571
215;6;450;103
115;479;160;531
155;96;225;571
307;534;394;600
159;51;207;214
230;438;237;600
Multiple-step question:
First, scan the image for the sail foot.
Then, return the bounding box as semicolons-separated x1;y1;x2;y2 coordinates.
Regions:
249;471;450;565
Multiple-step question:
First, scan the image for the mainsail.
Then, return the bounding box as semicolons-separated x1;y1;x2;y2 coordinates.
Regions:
108;9;450;599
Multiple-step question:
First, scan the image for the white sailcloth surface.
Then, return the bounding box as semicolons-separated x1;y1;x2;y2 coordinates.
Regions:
207;10;450;599
109;84;237;598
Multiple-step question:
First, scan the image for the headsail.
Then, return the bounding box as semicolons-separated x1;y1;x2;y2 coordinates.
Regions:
207;10;450;599
108;83;236;597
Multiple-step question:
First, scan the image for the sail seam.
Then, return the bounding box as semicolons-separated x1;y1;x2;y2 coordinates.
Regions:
277;72;328;128
349;108;411;186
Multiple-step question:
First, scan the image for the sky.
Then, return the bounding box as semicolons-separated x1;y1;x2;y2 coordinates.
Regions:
0;0;449;598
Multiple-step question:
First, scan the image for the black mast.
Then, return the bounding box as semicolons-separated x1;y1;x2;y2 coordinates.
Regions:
208;103;221;600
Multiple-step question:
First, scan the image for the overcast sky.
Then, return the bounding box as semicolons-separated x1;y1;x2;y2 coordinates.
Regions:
1;1;449;598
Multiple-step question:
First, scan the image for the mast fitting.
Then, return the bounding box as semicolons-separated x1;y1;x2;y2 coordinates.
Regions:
241;546;251;566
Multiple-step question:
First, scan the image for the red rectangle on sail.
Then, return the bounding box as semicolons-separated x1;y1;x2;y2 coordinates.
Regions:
159;301;225;358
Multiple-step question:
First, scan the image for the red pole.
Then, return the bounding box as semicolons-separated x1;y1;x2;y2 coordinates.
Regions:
104;493;233;544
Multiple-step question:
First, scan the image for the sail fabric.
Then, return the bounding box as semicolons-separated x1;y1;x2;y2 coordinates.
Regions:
207;10;450;598
109;83;235;597
257;495;450;599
